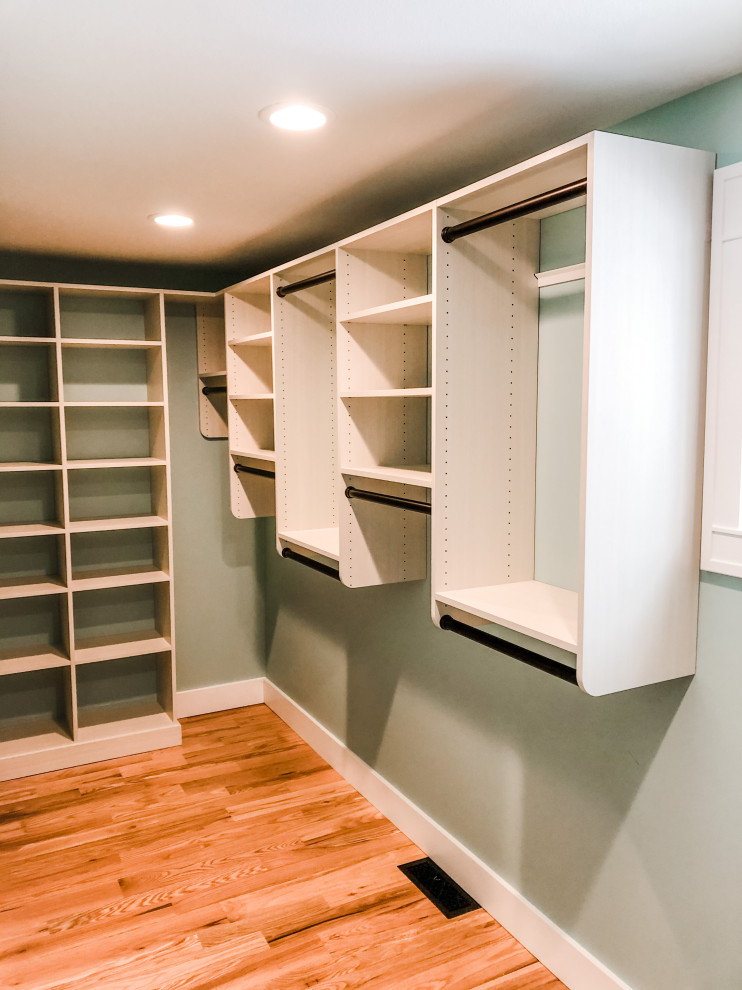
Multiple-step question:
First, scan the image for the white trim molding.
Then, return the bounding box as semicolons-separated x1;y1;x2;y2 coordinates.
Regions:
175;677;265;719
263;681;632;990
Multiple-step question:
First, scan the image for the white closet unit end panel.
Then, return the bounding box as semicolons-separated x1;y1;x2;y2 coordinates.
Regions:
579;133;714;695
702;163;742;579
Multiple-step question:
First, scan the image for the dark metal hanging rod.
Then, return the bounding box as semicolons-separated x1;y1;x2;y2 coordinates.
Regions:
202;385;227;396
233;462;275;480
345;486;431;515
281;546;341;581
440;178;588;244
276;270;336;298
439;613;578;685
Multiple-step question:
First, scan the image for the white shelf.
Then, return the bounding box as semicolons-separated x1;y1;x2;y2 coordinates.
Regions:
340;388;431;399
63;401;165;408
343;295;433;325
535;263;586;288
0;462;61;472
68;514;168;534
231;393;274;401
0;522;65;539
0;646;69;676
60;338;161;349
279;527;340;561
229;332;272;347
0;402;59;408
70;566;170;592
199;370;227;380
436;582;579;653
231;448;276;463
0;577;66;600
66;457;166;469
74;629;171;664
0;336;56;346
342;463;432;488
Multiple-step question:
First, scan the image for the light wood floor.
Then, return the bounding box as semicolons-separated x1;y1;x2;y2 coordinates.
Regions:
0;705;567;990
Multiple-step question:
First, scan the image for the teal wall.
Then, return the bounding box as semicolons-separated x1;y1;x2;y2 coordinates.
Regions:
264;72;742;990
165;304;265;689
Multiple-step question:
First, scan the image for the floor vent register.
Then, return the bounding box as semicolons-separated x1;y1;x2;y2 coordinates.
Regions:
398;857;480;919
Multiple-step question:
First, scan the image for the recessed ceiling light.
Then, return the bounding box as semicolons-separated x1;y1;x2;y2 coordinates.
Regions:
150;214;193;227
261;103;330;131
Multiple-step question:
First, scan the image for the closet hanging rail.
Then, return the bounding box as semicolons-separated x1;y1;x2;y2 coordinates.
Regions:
439;614;578;685
281;546;341;580
276;270;336;298
202;385;227;395
233;463;275;480
440;179;588;244
345;485;431;515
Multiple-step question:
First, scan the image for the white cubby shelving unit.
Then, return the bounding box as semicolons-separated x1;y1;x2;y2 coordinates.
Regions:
432;131;713;695
223;276;276;519
273;252;341;568
0;280;180;781
336;207;433;587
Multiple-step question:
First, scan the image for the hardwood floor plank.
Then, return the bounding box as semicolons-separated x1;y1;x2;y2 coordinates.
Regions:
0;705;568;990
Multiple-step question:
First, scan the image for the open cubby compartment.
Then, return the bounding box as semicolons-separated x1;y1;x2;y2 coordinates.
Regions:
273;255;340;561
0;594;72;675
70;526;169;590
59;289;162;341
337;207;433;320
0;667;74;767
0;406;62;467
0;283;56;338
230;397;275;457
340;394;431;487
196;299;228;438
338;320;430;394
0;534;67;599
0;469;65;536
64;405;165;463
67;464;168;528
72;581;171;664
229;342;272;396
225;275;272;343
432;131;713;694
230;453;276;520
0;338;59;403
74;652;174;741
339;473;428;587
431;145;587;657
61;341;164;403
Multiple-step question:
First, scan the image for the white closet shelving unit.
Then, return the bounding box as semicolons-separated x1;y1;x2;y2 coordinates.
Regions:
0;280;180;781
701;160;742;578
273;252;341;567
432;131;713;695
223;276;276;519
336;207;433;586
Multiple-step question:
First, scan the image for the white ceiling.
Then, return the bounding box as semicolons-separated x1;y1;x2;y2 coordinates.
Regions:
1;0;741;277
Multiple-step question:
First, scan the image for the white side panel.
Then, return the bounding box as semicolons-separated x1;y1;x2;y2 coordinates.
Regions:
701;163;742;578
580;133;713;695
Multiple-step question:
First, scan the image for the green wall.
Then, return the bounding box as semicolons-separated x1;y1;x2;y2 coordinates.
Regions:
264;73;742;990
165;304;265;689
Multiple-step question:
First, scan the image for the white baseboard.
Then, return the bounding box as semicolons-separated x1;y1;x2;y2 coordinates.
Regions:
175;677;266;718
264;681;631;990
